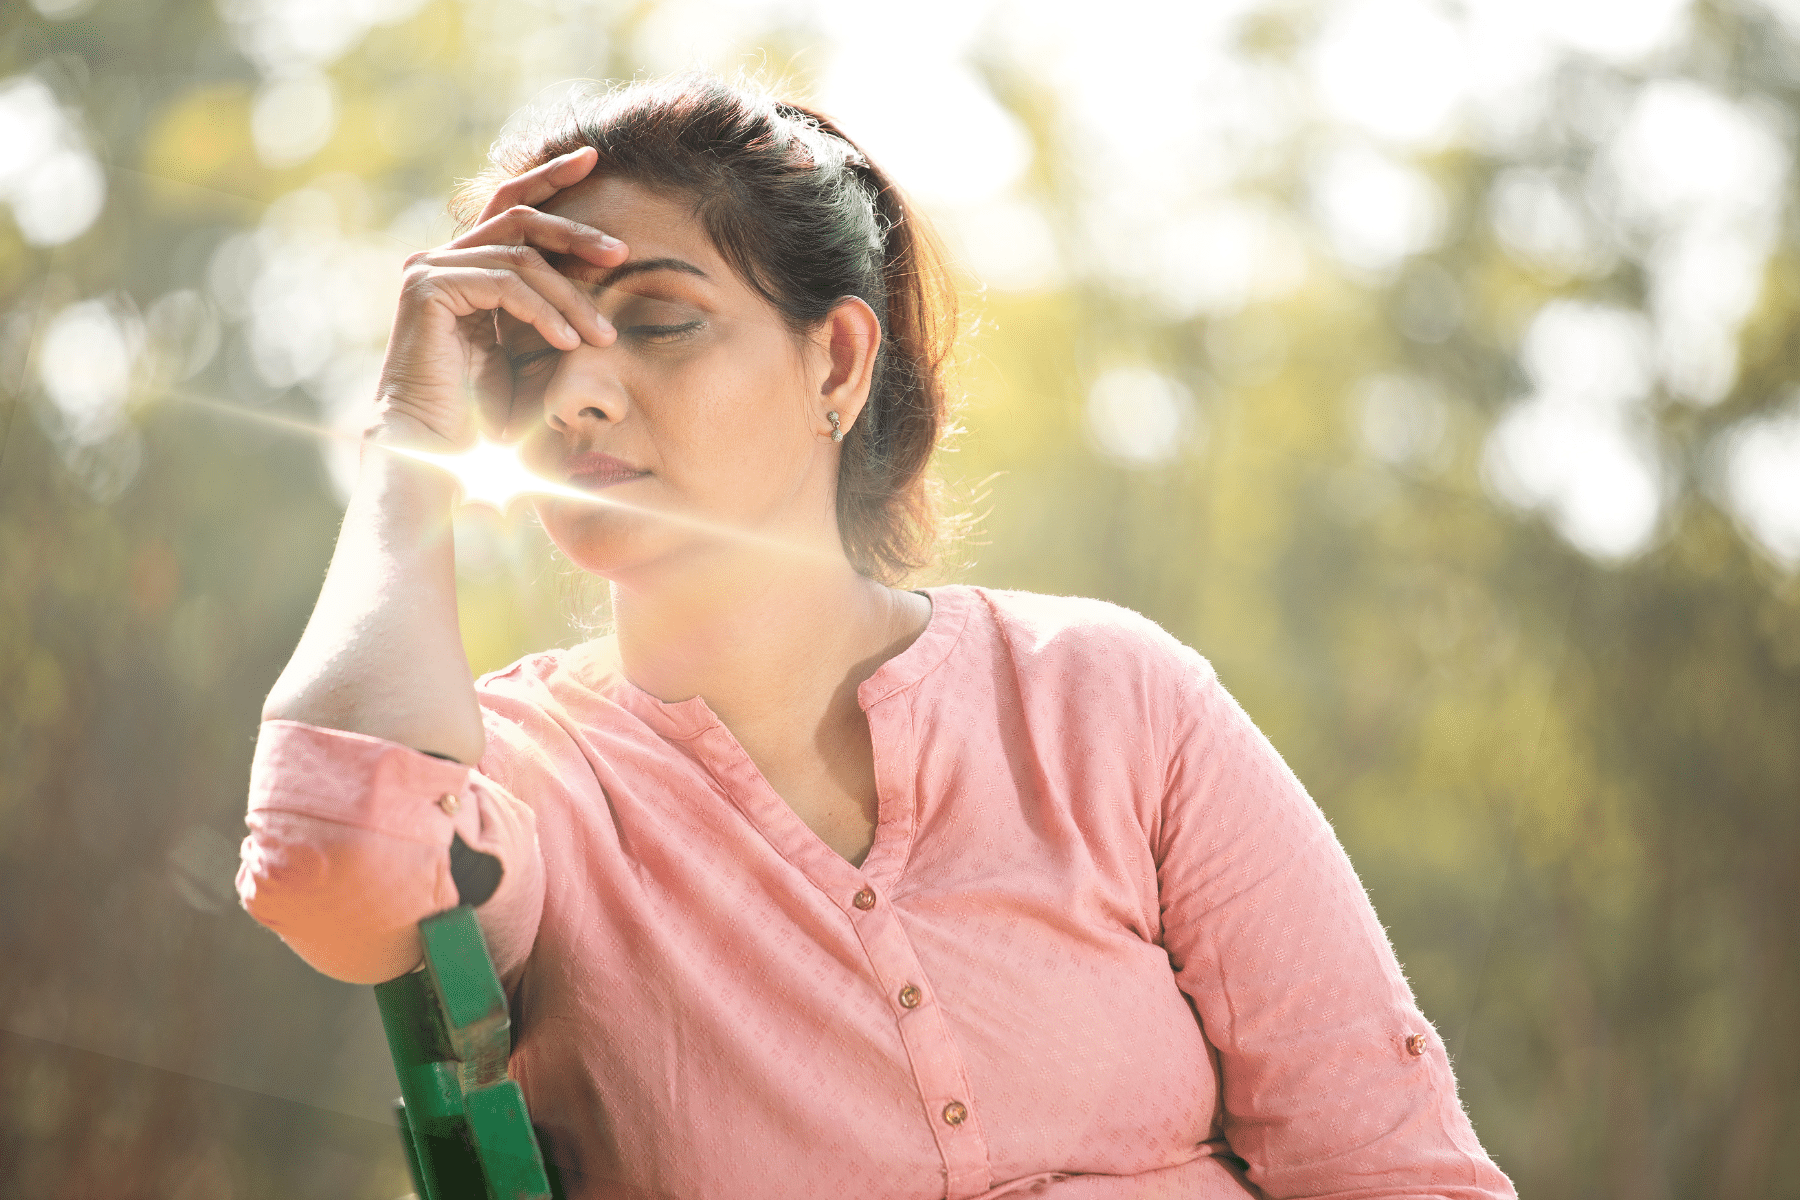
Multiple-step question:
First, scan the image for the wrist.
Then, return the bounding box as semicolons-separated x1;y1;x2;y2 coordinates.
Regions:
354;425;463;509
363;410;461;453
364;384;478;450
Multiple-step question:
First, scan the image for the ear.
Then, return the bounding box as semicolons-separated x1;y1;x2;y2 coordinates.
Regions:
813;295;882;435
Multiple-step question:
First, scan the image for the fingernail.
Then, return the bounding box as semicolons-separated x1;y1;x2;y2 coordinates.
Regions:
598;234;622;248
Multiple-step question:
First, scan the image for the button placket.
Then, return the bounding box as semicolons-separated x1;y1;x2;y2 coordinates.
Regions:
843;888;989;1197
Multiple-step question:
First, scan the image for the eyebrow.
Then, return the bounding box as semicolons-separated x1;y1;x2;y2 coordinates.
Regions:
502;256;713;349
584;256;709;296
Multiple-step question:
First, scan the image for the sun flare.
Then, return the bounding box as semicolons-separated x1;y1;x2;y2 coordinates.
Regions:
173;392;840;561
382;437;604;511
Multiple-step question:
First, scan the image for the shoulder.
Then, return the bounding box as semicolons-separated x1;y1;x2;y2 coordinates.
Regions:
476;636;623;704
950;586;1216;688
472;637;628;754
466;637;653;797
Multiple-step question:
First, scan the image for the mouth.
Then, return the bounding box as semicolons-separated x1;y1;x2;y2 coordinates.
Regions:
563;451;649;491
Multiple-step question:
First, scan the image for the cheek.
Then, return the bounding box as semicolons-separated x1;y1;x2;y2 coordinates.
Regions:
520;423;561;474
650;343;812;465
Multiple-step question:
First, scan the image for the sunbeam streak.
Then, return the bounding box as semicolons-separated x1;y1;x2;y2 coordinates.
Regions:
168;391;588;508
167;391;838;561
380;438;610;511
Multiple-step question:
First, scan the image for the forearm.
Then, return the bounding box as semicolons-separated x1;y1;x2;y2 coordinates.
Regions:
262;431;485;764
238;722;546;984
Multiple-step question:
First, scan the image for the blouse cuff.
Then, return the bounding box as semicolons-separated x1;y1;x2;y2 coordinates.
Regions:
237;719;530;985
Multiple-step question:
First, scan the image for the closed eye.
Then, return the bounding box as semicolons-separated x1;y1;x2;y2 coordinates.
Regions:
625;319;704;344
509;347;560;378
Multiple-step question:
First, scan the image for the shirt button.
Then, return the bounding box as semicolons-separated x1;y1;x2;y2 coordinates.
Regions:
897;984;921;1009
438;793;461;815
852;888;877;910
1405;1033;1428;1056
942;1101;968;1127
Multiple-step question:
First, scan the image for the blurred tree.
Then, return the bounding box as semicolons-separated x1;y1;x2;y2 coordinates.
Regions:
0;2;629;1195
949;6;1800;1197
2;0;1797;1197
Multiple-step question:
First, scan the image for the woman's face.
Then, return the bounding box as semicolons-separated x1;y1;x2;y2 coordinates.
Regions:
507;175;849;581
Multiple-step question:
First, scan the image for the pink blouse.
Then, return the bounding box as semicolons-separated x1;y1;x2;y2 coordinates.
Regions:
238;585;1514;1200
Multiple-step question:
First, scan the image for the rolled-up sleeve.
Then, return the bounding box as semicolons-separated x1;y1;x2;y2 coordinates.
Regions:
1155;669;1515;1200
237;719;545;986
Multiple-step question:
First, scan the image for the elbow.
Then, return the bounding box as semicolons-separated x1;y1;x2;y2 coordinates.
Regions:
260;677;322;728
239;720;494;984
260;683;486;767
260;683;303;727
424;727;486;768
260;655;345;727
238;809;458;984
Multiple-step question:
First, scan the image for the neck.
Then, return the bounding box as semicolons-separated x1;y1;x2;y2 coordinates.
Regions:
608;541;928;734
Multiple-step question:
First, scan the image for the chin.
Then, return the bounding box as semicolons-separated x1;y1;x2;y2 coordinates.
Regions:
534;498;659;578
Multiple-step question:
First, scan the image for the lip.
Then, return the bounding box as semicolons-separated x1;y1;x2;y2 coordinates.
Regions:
563;451;649;490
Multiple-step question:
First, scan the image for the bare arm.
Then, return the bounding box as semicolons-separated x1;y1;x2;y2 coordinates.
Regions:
262;440;483;760
261;147;625;764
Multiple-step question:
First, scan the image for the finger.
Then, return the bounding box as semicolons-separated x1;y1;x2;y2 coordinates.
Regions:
476;146;599;224
482;269;589;352
476;148;590;223
418;266;585;352
424;245;616;345
451;205;626;269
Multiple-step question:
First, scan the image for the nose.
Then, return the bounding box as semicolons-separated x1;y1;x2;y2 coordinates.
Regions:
540;346;628;435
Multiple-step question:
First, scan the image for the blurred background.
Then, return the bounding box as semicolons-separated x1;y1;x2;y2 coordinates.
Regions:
4;0;1799;1196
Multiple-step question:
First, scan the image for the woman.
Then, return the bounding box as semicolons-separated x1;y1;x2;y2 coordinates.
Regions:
239;74;1515;1200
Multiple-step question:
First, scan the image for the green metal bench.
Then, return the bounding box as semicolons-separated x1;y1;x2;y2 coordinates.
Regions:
374;905;558;1200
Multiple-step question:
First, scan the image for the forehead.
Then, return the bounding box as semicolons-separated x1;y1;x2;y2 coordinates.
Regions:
539;174;725;279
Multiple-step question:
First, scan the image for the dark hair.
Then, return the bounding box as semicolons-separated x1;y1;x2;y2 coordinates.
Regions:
453;73;957;584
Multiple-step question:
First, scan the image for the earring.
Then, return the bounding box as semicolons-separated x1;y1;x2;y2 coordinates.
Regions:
828;411;845;443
